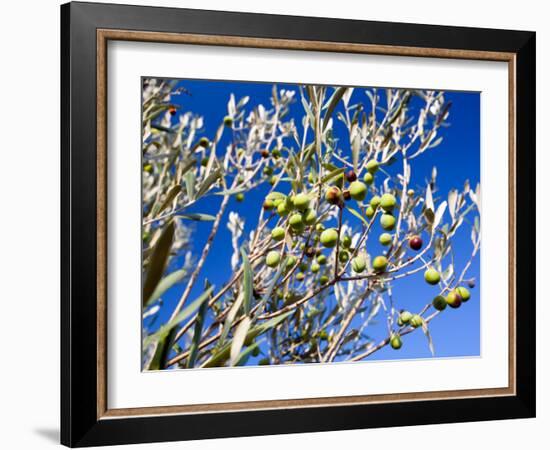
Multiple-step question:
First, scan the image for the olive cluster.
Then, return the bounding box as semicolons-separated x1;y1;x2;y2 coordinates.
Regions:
389;285;472;350
263;191;333;288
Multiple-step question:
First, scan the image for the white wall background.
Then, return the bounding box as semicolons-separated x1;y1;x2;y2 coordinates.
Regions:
0;1;545;449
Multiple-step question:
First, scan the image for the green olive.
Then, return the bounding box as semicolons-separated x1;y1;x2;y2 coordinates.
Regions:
363;172;374;185
379;233;392;246
432;295;447;311
303;208;317;226
410;314;424;328
351;255;367;273
370;195;381;209
380;213;396;230
424;268;441;285
285;255;297;269
390;334;402;350
292;193;310;211
366;159;379;173
271;227;285;241
316;254;327;265
380;193;397;212
266;251;281;267
349;181;367;201
277;199;291;216
372;255;388;272
289;213;304;230
341;235;352;248
338;250;350;263
399;310;413;324
455;286;471;302
320;228;339;248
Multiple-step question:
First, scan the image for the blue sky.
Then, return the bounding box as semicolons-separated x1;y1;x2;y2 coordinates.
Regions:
144;78;480;364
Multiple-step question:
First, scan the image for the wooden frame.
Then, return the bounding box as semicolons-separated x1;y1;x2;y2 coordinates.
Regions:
62;1;535;447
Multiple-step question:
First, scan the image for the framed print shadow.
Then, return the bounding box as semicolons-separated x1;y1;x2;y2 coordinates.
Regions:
61;1;536;447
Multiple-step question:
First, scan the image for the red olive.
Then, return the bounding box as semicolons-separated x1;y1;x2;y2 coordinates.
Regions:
345;170;357;182
409;235;423;251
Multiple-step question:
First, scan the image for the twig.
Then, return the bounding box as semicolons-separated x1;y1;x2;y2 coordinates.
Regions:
168;194;230;322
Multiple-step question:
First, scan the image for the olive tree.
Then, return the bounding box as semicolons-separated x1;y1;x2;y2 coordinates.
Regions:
141;78;480;370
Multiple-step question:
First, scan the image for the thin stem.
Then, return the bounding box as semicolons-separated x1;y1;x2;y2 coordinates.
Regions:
323;287;371;362
350;310;441;362
168;194;230;322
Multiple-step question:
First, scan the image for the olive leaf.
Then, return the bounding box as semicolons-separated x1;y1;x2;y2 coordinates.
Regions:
154;185;182;217
175;213;216;222
240;248;253;315
145;286;214;370
145;268;186;307
203;311;292;368
346;207;370;227
253;265;284;319
234;338;266;366
196;168;222;199
217;292;244;349
186;281;211;368
265;191;288;201
178;158;197;178
322;87;347;131
433;201;448;230
448;189;458;220
425;183;434;211
184;171;196;201
213;187;247;196
321;167;345;184
230;316;252;366
350;123;361;171
144;285;214;348
143;220;175;306
300;95;315;131
227;93;236;116
421;321;435;356
147;327;177;371
424;183;435;224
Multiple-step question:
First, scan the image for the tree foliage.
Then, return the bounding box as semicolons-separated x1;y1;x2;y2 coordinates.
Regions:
141;79;480;370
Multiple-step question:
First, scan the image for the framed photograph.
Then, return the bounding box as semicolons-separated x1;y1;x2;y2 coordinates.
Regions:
61;1;536;447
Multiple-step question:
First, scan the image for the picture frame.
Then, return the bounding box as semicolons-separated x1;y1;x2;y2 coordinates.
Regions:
61;1;536;447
